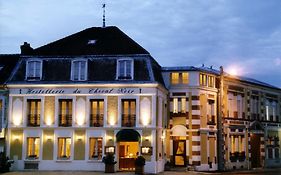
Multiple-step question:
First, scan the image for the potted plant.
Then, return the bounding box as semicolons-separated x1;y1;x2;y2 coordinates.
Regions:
0;152;13;173
102;153;116;173
135;155;145;175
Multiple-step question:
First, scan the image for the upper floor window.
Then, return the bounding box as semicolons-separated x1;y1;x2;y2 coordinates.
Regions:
26;60;42;80
27;99;41;127
117;59;133;80
121;99;136;127
71;60;87;81
200;73;215;87
58;99;72;127
90;99;104;127
170;72;189;85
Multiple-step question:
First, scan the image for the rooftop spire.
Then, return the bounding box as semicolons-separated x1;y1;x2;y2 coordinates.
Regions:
102;3;106;27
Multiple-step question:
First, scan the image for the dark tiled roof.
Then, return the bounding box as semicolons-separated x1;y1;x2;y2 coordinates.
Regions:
0;54;20;84
30;26;149;56
9;56;156;85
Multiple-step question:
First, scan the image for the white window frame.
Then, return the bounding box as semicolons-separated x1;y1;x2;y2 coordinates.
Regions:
116;59;134;80
26;59;42;80
71;60;88;81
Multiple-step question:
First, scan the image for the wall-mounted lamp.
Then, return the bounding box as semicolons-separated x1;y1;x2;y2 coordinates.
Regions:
13;135;20;141
46;136;52;141
77;136;83;141
145;136;150;141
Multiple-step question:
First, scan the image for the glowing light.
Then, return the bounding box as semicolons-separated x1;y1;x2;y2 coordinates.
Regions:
76;114;84;126
46;135;52;141
12;98;23;126
109;114;116;126
76;98;85;126
13;135;20;141
46;117;52;126
229;67;238;76
76;135;83;141
140;97;151;126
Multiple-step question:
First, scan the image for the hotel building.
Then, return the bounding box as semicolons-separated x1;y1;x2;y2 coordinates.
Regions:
1;26;281;173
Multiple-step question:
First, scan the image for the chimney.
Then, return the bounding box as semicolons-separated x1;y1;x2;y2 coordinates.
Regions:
20;42;33;55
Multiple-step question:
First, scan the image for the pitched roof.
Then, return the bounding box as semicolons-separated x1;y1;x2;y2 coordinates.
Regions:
29;26;149;56
0;54;20;84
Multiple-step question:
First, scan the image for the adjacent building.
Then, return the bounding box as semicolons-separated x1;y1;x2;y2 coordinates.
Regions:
0;26;280;173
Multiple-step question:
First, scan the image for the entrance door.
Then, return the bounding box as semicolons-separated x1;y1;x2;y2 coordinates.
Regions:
173;140;186;166
250;134;261;168
119;142;139;171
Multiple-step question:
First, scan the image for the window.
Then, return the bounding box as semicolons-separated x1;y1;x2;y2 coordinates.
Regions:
58;137;71;159
26;60;42;80
89;137;103;160
181;98;186;113
59;99;72;127
207;100;215;125
182;72;189;84
208;76;215;87
266;99;277;121
171;73;179;84
27;99;41;127
170;72;189;85
71;60;87;81
121;99;136;127
117;59;133;80
200;73;207;86
173;98;178;113
90;99;104;127
27;137;40;159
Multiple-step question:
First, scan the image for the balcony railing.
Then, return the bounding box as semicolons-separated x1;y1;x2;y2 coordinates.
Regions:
121;114;136;127
230;151;245;162
59;114;72;127
27;114;40;127
90;114;104;127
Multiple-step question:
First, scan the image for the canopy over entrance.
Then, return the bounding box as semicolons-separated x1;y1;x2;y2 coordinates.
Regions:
116;129;141;142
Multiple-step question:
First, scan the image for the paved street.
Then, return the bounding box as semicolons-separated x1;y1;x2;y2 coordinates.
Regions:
2;168;281;175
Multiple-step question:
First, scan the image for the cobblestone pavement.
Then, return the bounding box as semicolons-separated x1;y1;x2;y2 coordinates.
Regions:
2;168;281;175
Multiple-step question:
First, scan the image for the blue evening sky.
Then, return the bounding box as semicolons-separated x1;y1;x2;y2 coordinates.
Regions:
0;0;280;87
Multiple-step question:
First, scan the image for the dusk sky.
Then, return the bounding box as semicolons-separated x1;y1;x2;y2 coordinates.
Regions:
0;0;281;87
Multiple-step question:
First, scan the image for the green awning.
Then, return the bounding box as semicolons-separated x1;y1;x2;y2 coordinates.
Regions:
116;129;141;142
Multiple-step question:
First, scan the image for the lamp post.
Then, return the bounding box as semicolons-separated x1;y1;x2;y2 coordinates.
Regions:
217;66;225;171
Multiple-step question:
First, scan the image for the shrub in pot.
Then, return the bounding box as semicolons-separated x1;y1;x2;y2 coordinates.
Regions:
135;156;145;175
102;153;117;173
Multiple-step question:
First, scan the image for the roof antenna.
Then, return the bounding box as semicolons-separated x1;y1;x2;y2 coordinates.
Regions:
102;3;106;27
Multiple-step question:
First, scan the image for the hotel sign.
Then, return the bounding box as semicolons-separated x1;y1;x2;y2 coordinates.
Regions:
13;88;147;95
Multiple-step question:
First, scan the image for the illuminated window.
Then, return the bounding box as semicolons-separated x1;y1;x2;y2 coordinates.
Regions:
181;98;186;113
207;100;215;124
27;99;41;127
27;137;40;159
58;137;71;159
26;60;42;80
90;99;104;127
170;73;179;84
199;73;207;86
89;137;103;160
208;76;215;87
173;98;178;113
117;59;133;80
121;99;136;127
0;99;3;128
59;99;72;127
72;60;87;81
181;72;189;84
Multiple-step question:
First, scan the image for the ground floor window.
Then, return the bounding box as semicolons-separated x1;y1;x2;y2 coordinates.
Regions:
58;137;71;159
27;137;40;159
89;137;103;160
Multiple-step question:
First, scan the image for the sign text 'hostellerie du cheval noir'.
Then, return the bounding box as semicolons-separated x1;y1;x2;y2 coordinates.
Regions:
20;88;142;94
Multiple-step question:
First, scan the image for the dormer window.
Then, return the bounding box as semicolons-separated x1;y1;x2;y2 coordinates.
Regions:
117;59;133;80
71;60;87;81
26;60;42;80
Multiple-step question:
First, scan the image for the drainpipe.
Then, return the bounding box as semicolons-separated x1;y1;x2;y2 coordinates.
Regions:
217;66;225;171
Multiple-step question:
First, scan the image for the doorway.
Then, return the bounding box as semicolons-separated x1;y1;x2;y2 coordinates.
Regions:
250;134;262;168
119;142;139;171
173;140;186;166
